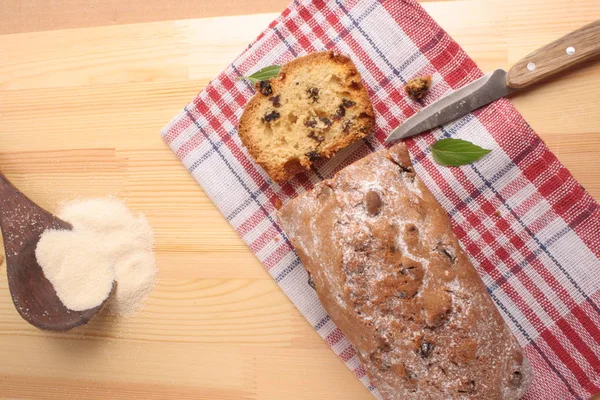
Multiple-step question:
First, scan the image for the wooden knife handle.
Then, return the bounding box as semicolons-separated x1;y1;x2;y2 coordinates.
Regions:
506;20;600;89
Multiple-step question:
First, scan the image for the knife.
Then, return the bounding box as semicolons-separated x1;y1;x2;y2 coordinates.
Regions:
386;19;600;143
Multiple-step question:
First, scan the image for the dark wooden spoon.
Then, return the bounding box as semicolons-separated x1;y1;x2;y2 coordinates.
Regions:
0;173;113;331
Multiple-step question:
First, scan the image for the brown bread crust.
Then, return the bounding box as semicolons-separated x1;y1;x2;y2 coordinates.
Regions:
277;143;532;399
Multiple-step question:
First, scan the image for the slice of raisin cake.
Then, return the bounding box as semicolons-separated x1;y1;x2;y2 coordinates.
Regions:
238;51;375;183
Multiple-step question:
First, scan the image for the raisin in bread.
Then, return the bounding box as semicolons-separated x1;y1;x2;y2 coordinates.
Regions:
277;143;532;399
238;51;375;183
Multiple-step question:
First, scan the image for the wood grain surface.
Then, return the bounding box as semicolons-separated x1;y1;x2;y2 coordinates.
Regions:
507;20;600;89
1;0;599;399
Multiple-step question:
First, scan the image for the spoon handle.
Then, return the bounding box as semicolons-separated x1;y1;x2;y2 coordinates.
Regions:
0;173;70;252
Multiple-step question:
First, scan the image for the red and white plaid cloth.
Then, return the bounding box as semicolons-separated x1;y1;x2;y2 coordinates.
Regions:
161;0;600;398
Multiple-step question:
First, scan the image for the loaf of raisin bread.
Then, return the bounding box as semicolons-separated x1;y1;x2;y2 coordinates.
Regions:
239;51;375;183
277;143;532;399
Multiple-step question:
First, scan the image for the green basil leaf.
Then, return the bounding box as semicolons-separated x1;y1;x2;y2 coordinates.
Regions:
430;138;492;166
241;65;282;84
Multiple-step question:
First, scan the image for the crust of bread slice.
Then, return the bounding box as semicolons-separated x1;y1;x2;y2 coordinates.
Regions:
239;51;375;183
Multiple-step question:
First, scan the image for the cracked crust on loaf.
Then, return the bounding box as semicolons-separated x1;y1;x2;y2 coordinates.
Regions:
277;142;532;399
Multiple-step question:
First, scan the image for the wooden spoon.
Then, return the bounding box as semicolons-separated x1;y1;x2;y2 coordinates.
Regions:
0;173;113;331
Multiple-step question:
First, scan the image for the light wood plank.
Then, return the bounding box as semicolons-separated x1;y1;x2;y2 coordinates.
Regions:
0;0;450;35
0;15;275;91
0;0;288;35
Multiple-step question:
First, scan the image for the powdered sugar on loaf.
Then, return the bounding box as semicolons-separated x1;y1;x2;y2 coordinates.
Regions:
277;143;531;399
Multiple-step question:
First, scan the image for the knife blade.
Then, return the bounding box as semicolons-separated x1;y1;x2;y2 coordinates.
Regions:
386;69;515;142
385;19;600;143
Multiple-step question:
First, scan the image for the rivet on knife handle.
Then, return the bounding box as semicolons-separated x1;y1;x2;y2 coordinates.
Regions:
506;19;600;89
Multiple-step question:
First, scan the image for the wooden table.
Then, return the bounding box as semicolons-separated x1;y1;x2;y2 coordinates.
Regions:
1;1;599;399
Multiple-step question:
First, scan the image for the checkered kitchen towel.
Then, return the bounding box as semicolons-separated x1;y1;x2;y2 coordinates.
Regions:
161;0;600;398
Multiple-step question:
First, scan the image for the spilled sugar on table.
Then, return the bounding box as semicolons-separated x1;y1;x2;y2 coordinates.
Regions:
0;0;599;399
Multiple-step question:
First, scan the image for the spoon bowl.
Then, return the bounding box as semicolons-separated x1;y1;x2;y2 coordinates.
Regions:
0;173;112;331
